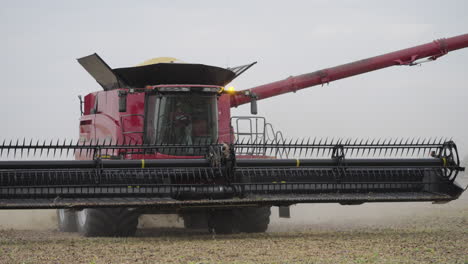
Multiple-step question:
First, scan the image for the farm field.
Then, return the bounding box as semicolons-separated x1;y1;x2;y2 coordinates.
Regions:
1;1;468;264
0;192;467;264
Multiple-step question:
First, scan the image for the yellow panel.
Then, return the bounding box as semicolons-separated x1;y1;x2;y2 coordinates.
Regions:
136;57;184;66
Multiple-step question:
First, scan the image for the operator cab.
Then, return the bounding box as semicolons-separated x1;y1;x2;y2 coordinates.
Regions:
144;85;222;155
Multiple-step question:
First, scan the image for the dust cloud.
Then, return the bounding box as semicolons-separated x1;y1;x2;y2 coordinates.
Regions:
269;177;468;232
0;210;186;230
0;194;466;232
269;193;468;232
0;210;56;230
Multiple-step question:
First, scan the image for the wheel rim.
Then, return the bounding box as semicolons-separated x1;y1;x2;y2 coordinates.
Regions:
77;209;87;227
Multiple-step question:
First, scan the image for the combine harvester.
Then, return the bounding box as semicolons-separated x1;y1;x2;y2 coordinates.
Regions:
0;34;467;236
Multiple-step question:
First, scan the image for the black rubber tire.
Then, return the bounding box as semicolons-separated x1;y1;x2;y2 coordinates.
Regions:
237;207;271;233
56;209;77;232
210;210;236;234
76;208;139;237
183;212;208;229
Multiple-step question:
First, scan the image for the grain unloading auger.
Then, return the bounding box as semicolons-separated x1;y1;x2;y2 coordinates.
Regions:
0;34;467;236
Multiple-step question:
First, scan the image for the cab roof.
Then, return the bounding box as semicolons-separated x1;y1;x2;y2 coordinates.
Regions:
78;53;255;91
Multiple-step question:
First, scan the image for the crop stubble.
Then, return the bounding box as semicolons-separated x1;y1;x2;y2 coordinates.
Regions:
0;196;467;264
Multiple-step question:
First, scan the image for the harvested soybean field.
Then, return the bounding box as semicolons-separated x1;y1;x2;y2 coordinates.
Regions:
0;193;467;264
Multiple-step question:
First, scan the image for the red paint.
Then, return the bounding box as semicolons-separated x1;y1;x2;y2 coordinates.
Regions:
231;34;468;107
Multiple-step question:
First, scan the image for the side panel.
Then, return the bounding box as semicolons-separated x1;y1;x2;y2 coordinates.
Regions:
94;90;145;145
83;93;96;115
217;94;232;143
77;90;145;159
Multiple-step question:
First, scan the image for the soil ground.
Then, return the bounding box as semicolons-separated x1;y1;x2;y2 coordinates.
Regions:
0;183;467;264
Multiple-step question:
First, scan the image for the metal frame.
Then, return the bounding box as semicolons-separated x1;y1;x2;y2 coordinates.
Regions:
0;139;464;208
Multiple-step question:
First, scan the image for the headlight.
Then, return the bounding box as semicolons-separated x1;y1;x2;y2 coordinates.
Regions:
158;87;191;92
202;87;221;92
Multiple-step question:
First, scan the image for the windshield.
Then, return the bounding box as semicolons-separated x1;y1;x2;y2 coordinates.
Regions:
145;93;218;153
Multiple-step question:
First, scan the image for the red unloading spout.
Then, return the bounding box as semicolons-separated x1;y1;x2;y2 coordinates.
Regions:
230;34;468;107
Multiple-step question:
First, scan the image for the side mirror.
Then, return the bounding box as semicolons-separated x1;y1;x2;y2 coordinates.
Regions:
118;91;127;112
250;95;258;115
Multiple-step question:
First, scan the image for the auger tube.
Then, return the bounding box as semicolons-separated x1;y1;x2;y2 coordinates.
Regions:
230;33;468;107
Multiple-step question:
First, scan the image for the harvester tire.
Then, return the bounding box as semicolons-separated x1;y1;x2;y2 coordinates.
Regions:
183;212;208;229
77;208;139;237
210;210;235;234
57;209;77;232
237;207;271;233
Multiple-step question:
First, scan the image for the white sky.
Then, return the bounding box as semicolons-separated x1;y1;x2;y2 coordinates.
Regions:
1;0;468;156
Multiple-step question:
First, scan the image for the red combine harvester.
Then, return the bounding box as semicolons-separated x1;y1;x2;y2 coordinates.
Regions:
0;34;467;236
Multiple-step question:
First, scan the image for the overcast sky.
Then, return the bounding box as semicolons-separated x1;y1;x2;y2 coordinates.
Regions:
1;0;468;156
